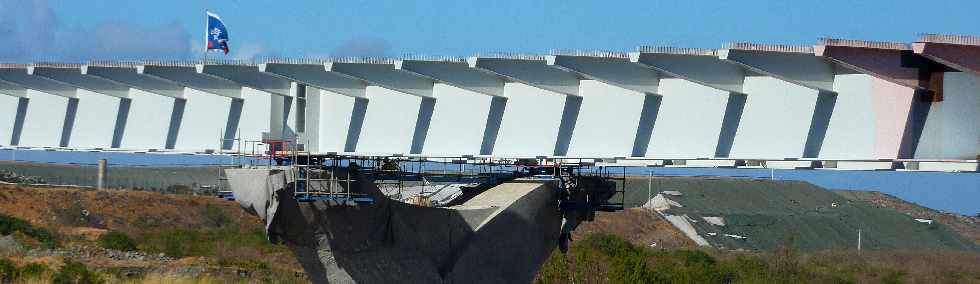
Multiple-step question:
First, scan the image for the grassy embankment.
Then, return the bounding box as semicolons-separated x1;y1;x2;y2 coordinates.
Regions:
0;184;306;283
537;233;980;284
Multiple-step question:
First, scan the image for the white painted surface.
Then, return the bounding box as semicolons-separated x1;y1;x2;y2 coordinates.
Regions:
646;78;728;158
869;78;914;158
730;76;818;158
317;91;355;153
0;95;18;146
424;83;492;155
68;90;119;149
237;88;272;149
916;72;980;159
19;91;68;147
821;74;876;159
175;89;232;151
493;82;565;157
302;87;321;153
567;80;645;157
356;86;421;154
120;90;173;150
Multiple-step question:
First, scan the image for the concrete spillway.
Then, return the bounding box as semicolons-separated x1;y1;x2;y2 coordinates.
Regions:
225;167;561;283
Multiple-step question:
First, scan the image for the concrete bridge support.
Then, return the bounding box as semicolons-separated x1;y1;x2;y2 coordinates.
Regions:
546;54;662;157
0;36;977;161
913;36;980;159
396;59;506;156
630;50;744;160
326;61;435;154
0;81;28;146
225;167;561;283
469;56;583;157
817;39;950;159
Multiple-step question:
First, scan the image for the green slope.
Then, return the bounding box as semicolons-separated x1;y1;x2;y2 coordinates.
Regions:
612;177;979;252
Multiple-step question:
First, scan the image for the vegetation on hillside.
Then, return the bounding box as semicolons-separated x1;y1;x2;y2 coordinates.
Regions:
536;233;980;284
0;185;306;283
0;213;60;249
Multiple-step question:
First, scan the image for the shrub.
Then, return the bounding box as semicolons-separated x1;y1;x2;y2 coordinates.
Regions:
19;262;49;279
52;260;103;284
205;204;230;227
216;258;270;270
0;258;18;282
0;213;60;248
97;231;138;251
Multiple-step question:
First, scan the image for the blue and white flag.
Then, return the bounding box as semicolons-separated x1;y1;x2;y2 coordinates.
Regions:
206;11;229;54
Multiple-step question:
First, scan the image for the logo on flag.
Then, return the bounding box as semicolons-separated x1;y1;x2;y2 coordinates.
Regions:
206;11;229;54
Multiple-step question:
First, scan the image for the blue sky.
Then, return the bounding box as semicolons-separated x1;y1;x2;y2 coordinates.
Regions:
3;0;980;61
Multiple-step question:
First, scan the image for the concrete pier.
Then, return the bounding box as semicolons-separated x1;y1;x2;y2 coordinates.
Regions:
225;167;561;283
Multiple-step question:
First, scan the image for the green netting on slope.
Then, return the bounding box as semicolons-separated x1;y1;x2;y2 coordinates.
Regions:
611;177;979;252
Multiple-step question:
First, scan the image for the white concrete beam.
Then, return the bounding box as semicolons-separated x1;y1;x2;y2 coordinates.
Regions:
325;62;434;98
137;65;242;98
395;59;507;155
629;50;746;94
543;54;665;157
259;63;367;98
467;56;585;156
28;66;131;98
321;61;439;154
545;54;660;95
0;79;28;98
395;60;505;97
718;47;836;92
197;64;292;97
82;65;185;98
0;93;26;146
467;57;582;96
0;68;77;98
18;91;74;147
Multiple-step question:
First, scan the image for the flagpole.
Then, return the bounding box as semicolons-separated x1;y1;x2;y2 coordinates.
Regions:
204;9;209;62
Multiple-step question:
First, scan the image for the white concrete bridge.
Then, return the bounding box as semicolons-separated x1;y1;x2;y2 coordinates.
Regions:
1;35;979;167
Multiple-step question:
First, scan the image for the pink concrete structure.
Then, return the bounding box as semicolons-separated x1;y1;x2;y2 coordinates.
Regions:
914;34;980;77
815;39;952;159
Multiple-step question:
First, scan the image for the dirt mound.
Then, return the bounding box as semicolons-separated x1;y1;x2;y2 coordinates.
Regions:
572;208;694;249
0;184;253;237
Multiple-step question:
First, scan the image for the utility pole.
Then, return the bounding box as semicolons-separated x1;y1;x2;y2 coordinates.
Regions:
857;229;862;252
647;169;653;203
96;159;107;190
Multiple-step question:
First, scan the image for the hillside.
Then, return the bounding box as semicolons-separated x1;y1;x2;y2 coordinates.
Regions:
0;183;305;282
609;176;979;252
